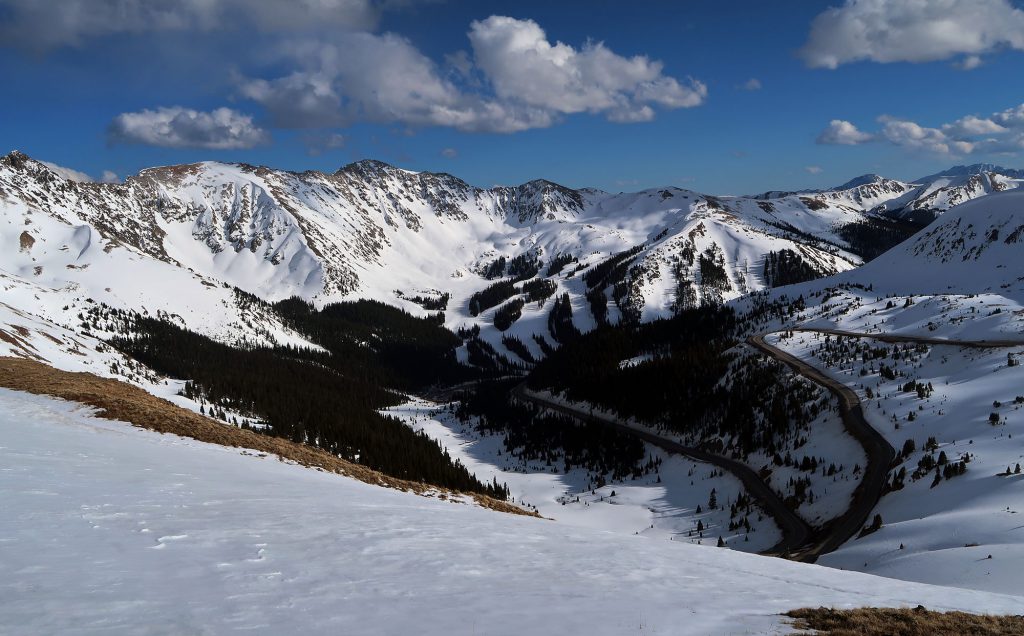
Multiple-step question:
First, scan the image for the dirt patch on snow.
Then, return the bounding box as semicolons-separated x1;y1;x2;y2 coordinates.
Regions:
786;606;1024;635
0;357;535;518
19;231;34;252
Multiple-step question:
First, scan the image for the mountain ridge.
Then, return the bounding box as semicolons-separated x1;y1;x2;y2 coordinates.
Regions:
2;148;1020;365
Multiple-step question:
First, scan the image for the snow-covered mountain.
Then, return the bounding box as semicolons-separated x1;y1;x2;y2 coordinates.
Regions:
0;149;863;358
736;189;1024;592
870;166;1024;223
5;150;1022;364
852;188;1024;297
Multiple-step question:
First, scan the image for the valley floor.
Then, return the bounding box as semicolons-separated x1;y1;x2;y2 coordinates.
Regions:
389;398;781;552
3;388;1023;635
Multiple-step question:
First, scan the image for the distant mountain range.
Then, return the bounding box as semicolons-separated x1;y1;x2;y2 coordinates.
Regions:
1;149;1021;363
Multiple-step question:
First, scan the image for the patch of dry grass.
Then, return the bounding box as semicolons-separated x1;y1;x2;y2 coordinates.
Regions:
786;606;1024;635
0;356;534;518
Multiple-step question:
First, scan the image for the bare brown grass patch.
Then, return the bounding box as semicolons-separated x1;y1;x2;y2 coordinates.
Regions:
786;606;1024;635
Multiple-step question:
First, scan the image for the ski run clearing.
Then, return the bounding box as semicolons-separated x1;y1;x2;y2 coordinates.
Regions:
3;388;1023;636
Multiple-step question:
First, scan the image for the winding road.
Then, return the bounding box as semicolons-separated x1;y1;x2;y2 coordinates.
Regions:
510;383;812;557
790;327;1024;349
747;332;895;561
514;329;1024;562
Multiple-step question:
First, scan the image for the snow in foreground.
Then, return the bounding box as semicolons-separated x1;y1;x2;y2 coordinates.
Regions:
2;389;1022;635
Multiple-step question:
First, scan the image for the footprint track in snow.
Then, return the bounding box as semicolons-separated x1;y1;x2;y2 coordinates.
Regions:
151;534;189;549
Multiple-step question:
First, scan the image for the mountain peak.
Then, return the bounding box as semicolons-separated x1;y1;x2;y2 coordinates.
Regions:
834;174;886;190
2;149;36;171
915;164;1023;182
336;159;410;177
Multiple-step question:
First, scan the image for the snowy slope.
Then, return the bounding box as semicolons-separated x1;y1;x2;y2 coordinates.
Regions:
729;190;1024;591
3;387;1023;635
748;189;1024;342
770;332;1024;594
850;189;1024;298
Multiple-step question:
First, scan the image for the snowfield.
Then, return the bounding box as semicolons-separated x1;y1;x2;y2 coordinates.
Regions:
3;388;1024;635
770;331;1024;594
388;398;782;552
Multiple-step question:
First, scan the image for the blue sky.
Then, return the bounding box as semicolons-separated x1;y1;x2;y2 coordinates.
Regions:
2;0;1023;194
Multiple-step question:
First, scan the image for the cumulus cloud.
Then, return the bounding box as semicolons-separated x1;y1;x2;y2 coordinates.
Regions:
108;107;270;149
805;165;823;174
0;0;380;50
239;31;555;133
878;117;973;156
800;0;1024;69
740;78;762;91
816;119;874;145
819;102;1024;157
99;170;121;183
941;115;1006;137
41;161;94;182
440;147;458;158
467;16;706;120
239;16;705;134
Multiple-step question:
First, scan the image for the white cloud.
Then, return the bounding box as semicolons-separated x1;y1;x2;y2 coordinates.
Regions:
800;0;1024;69
108;107;270;149
240;16;705;134
41;161;94;182
816;119;874;145
740;78;762;91
878;117;970;156
805;165;823;174
440;148;458;158
0;0;380;50
240;31;555;133
819;102;1024;157
942;115;1006;137
992;104;1024;128
954;55;984;70
99;170;120;183
468;16;705;120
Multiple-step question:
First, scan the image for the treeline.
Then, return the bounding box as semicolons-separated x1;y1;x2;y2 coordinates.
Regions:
482;253;540;281
458;380;649;482
583;244;644;289
522;278;557;303
838;217;924;261
397;291;451;311
548;293;580;344
274;297;469;389
763;249;820;288
502;335;535;364
529;306;735;429
527;304;832;461
469;280;518;316
507;253;541;280
470;268;557;318
546;253;578;277
111;316;503;496
494;298;525;331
